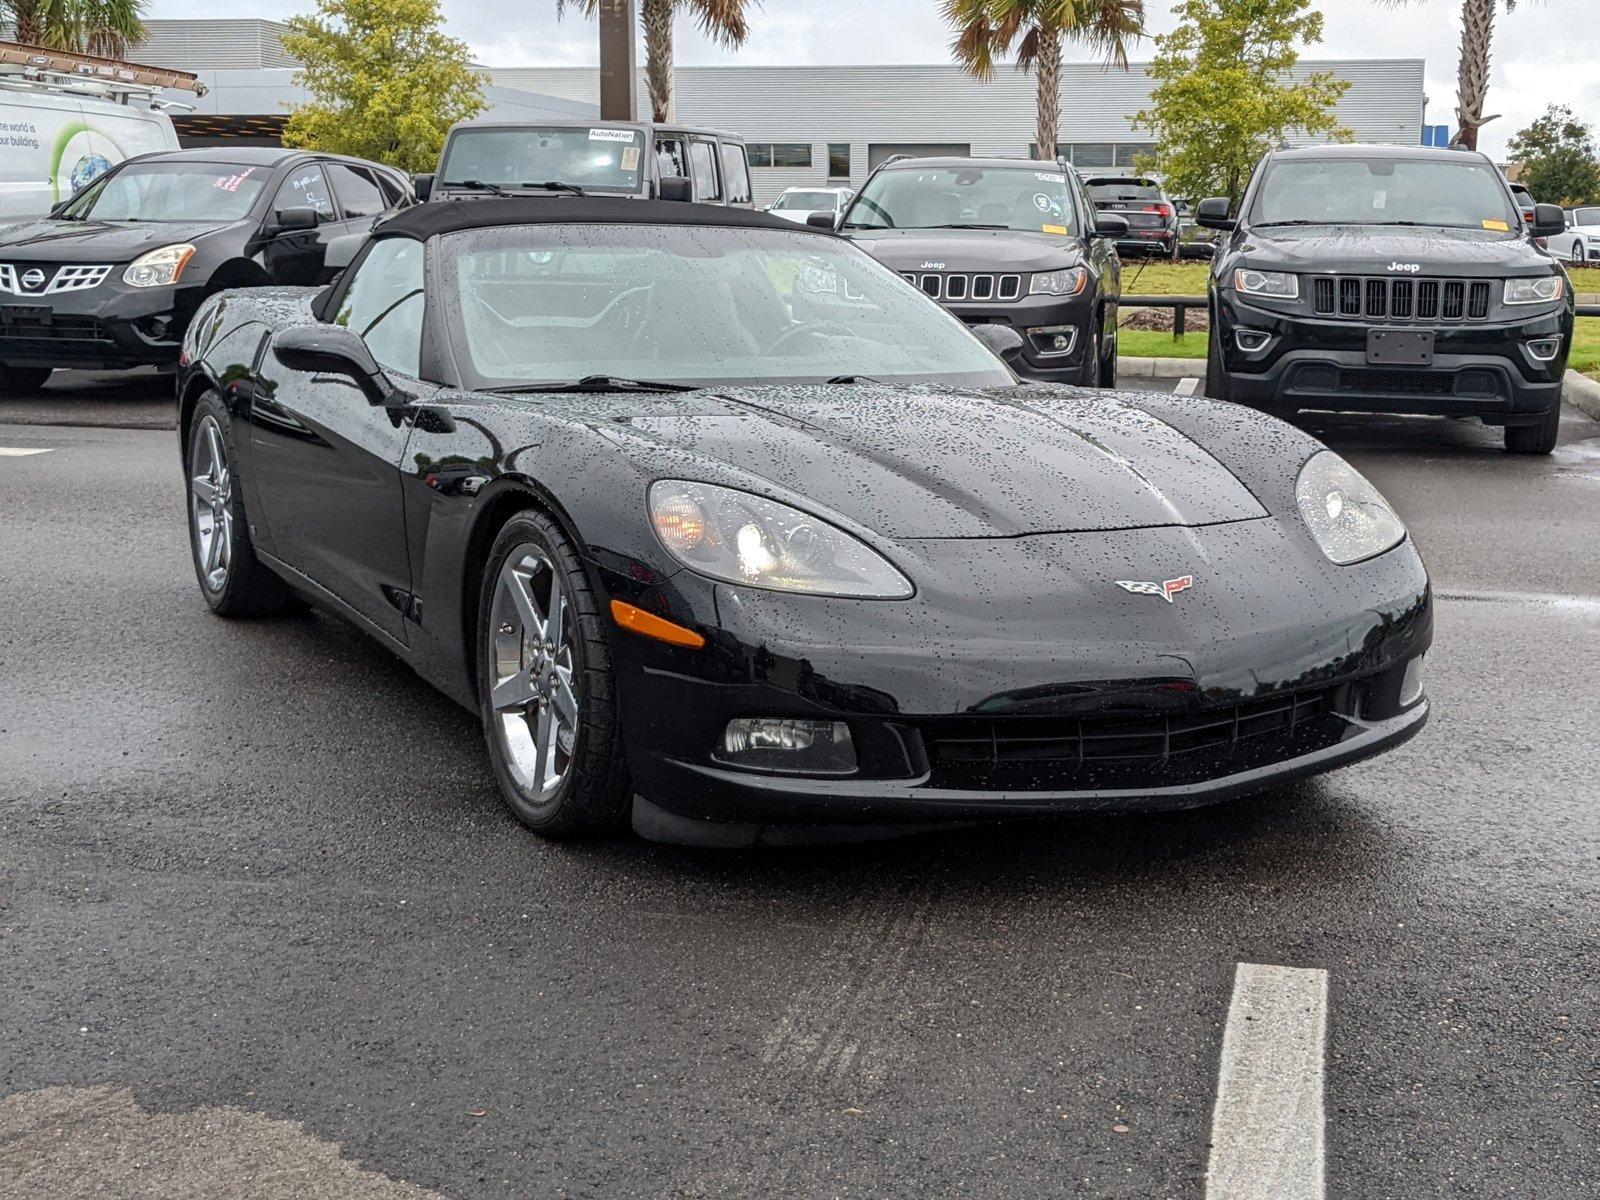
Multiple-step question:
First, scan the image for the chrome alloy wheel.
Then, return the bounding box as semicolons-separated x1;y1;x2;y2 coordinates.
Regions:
488;545;581;803
189;415;233;591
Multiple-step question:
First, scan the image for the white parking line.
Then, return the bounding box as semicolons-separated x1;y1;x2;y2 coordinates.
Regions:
1175;377;1200;396
1205;963;1328;1200
0;446;53;456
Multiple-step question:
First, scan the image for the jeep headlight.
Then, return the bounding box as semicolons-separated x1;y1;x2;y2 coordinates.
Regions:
1295;451;1406;565
123;243;196;288
1029;268;1087;296
1503;276;1564;305
1233;268;1299;299
648;480;913;598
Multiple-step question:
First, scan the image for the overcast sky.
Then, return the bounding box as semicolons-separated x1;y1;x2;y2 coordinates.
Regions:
155;0;1597;157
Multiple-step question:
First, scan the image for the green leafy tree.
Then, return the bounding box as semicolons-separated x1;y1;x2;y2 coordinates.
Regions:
1132;0;1351;205
943;0;1147;161
1507;105;1600;207
281;0;486;173
5;0;146;59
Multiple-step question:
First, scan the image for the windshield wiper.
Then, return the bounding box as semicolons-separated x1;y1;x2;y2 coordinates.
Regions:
925;223;1009;230
441;179;514;197
485;375;700;394
1252;220;1331;227
520;181;588;196
826;374;884;384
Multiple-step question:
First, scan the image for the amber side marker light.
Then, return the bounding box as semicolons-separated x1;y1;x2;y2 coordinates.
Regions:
610;599;706;649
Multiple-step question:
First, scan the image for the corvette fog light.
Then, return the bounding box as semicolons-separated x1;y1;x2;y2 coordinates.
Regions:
1399;656;1425;707
1235;329;1273;353
719;718;857;774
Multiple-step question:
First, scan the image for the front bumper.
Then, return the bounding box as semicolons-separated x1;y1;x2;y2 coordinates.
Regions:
947;290;1099;384
1214;291;1571;423
0;277;202;370
599;518;1432;835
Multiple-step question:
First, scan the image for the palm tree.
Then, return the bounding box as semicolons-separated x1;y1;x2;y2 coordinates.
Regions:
1390;0;1525;151
4;0;145;59
944;0;1146;162
556;0;751;123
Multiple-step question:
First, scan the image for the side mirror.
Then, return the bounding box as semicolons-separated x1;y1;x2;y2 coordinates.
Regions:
272;325;400;405
1094;213;1130;238
324;233;364;272
659;175;693;203
413;173;434;202
271;206;319;233
806;211;839;230
1530;203;1567;238
970;323;1026;365
1196;197;1235;230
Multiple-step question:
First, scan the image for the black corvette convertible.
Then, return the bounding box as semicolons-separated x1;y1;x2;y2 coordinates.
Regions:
177;198;1431;846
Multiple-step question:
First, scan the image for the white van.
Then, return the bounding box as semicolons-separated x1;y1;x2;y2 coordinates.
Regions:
0;71;181;225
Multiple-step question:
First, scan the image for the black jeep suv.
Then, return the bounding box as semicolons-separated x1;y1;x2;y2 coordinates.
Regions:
1198;145;1573;453
836;156;1127;386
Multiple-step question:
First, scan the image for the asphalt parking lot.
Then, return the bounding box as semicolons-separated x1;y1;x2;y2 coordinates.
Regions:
2;380;1598;1198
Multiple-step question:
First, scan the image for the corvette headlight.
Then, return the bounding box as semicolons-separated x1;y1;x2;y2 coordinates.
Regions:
1233;268;1299;299
1295;451;1406;565
1503;276;1564;305
648;480;913;598
1029;268;1087;296
123;243;196;288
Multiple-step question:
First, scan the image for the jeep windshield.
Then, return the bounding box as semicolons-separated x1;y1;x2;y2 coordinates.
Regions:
438;127;644;195
1249;156;1522;233
842;166;1079;234
60;160;270;222
442;223;1012;390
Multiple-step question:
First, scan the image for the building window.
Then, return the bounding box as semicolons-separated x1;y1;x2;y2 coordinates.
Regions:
827;143;850;179
1030;142;1156;169
746;142;813;168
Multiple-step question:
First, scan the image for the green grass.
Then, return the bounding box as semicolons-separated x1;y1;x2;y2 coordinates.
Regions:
1119;329;1208;360
1118;261;1210;296
1567;266;1600;294
1573;316;1600;378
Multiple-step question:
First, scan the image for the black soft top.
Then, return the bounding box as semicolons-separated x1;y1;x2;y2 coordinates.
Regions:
374;197;812;241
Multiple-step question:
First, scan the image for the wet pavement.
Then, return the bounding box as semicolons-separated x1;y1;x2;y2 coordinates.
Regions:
2;389;1597;1198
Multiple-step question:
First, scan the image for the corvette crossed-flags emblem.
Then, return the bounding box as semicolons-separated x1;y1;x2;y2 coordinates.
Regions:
1115;575;1194;603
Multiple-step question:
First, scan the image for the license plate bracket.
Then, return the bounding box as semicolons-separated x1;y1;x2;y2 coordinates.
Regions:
1367;328;1434;366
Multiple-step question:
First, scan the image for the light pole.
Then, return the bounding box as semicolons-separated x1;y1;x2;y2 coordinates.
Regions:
598;0;637;121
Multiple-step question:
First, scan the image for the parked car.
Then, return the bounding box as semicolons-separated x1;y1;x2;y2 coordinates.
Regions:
0;147;412;392
1083;175;1181;260
175;196;1431;846
766;186;853;224
1545;206;1600;267
418;120;753;208
1198;144;1573;454
1508;181;1537;227
836;156;1125;385
0;57;181;225
1178;214;1221;260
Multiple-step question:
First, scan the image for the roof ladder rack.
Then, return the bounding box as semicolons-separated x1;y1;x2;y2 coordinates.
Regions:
0;39;208;95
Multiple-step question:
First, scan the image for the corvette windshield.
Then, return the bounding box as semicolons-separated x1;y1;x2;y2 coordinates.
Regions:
1249;157;1521;232
61;160;269;222
842;166;1078;233
443;224;1013;389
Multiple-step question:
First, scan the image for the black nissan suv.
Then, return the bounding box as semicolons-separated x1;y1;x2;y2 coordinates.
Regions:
835;156;1127;386
1198;145;1573;454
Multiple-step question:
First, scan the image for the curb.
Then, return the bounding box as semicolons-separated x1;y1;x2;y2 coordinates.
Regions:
1117;355;1204;379
1565;369;1600;421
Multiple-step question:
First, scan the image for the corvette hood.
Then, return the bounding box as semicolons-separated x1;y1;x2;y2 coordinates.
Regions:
610;384;1268;538
844;227;1085;274
0;219;235;262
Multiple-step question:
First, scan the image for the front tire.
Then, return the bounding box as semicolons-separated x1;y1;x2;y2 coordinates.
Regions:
1571;242;1586;268
477;510;630;837
0;364;52;393
1504;397;1561;455
1205;324;1233;403
186;392;289;615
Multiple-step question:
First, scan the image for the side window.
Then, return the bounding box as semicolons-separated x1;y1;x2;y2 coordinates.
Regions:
688;139;721;201
373;171;408;208
334;238;424;377
272;166;334;221
327;163;386;220
656;137;688;181
720;142;751;205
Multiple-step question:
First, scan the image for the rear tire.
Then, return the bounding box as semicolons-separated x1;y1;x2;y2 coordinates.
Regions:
1504;397;1561;455
1;364;52;393
186;392;290;616
476;509;631;837
1572;243;1586;268
1204;324;1233;403
1100;323;1118;389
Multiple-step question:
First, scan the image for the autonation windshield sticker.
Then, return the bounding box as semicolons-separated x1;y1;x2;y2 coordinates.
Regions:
589;128;638;142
